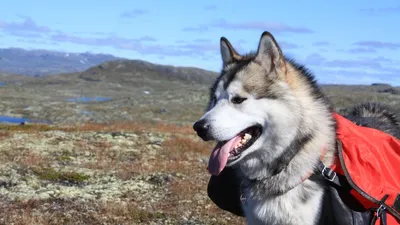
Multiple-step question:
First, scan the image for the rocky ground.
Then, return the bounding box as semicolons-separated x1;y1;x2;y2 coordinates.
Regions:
0;62;399;225
0;123;245;225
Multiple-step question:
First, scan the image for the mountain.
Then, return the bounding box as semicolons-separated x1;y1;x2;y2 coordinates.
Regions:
78;59;218;85
0;48;121;76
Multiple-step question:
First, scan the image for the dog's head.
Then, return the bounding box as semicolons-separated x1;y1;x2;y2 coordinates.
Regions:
193;31;305;176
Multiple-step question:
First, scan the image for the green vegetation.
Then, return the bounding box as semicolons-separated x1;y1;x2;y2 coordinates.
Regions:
32;167;89;184
0;58;398;225
56;155;73;163
131;210;168;223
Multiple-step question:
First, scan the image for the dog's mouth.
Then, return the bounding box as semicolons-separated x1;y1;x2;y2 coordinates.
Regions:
227;125;262;159
208;124;262;176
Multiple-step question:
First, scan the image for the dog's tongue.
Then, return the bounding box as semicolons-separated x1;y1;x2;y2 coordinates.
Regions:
208;135;242;176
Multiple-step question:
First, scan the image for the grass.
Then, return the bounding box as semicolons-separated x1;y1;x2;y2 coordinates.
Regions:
0;198;194;225
0;122;243;225
162;135;214;160
31;167;89;185
131;210;169;223
0;92;398;224
0;124;53;132
0;72;399;224
18;151;48;168
56;155;73;163
0;120;195;135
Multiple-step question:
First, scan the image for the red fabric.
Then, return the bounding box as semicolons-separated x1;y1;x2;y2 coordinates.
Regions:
332;113;400;225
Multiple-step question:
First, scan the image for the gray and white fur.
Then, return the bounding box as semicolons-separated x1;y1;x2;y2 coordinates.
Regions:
193;31;400;225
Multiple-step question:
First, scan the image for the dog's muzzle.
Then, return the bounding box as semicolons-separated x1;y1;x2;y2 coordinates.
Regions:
193;119;212;141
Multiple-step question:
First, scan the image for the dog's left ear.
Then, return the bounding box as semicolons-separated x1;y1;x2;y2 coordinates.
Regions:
255;31;285;73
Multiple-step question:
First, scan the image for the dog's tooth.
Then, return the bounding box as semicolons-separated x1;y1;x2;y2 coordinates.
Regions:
244;133;252;139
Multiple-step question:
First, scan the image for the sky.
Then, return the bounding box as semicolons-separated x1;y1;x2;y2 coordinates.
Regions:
0;0;399;85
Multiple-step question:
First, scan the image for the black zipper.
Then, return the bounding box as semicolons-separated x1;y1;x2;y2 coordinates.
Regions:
337;140;400;220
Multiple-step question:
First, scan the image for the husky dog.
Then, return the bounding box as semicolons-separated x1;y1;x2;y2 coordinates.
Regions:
193;31;400;225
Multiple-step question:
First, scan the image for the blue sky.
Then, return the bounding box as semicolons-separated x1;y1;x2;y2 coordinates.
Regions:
0;0;399;85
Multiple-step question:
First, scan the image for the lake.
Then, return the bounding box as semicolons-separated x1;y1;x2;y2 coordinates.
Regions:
66;97;112;103
0;115;30;124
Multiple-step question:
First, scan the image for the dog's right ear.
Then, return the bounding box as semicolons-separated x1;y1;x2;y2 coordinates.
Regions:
220;37;242;66
255;31;285;73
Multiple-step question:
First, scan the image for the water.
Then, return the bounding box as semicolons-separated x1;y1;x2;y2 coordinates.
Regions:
0;82;5;86
0;116;30;124
79;110;93;115
67;97;112;103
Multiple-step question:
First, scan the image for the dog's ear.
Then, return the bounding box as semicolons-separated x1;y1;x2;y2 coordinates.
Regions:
255;31;285;73
220;37;242;66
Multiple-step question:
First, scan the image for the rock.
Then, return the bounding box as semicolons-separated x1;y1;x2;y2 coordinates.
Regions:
125;133;138;139
147;173;173;186
122;140;135;146
110;132;127;138
159;108;168;114
0;180;17;188
110;145;121;151
38;192;50;199
147;134;164;146
173;172;185;179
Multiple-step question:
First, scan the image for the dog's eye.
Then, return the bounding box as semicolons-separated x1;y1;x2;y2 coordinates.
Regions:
231;96;247;104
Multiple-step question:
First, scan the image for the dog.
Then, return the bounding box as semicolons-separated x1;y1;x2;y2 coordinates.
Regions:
193;31;400;225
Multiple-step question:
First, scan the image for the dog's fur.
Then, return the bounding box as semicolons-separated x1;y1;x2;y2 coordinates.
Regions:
193;31;400;225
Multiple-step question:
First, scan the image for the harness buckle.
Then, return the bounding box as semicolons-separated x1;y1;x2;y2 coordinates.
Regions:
240;194;246;204
321;166;337;182
376;204;386;218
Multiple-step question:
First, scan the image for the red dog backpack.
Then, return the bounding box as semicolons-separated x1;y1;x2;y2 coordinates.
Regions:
318;113;400;225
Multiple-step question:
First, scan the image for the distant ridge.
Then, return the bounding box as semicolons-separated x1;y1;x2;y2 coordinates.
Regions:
0;48;121;76
78;59;219;85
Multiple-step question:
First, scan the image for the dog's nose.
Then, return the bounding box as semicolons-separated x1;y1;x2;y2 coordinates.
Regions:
193;119;210;133
193;120;211;141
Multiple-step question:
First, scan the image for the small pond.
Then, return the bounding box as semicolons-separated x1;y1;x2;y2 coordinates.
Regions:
67;97;112;103
0;115;30;124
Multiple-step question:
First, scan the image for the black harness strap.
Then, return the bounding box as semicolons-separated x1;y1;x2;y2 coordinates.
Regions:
313;161;340;185
394;194;400;213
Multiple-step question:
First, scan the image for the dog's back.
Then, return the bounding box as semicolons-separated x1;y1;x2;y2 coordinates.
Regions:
344;102;400;139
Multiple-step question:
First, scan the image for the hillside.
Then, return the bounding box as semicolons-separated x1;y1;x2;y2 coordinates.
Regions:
0;58;399;126
0;58;399;224
0;48;121;76
79;59;218;84
0;58;244;224
0;59;219;125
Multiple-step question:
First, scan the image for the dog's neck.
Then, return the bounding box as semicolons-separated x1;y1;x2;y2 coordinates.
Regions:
237;144;330;202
